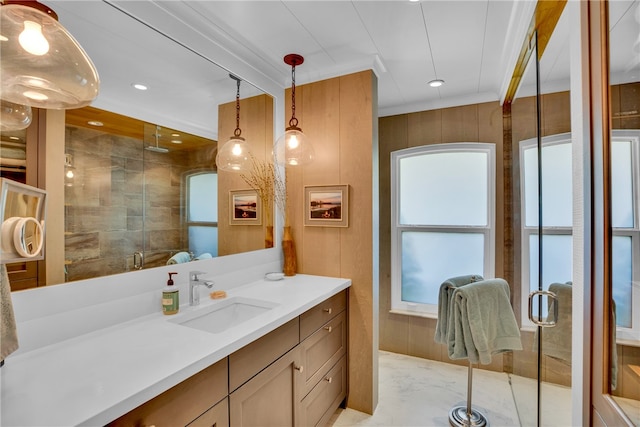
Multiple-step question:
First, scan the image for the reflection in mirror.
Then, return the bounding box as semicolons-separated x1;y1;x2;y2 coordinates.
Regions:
0;179;47;263
608;1;640;423
3;1;275;286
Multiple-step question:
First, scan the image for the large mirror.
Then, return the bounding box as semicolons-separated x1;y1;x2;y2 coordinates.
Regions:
0;1;276;287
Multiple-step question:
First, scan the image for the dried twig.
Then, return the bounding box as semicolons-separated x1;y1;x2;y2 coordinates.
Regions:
239;154;286;227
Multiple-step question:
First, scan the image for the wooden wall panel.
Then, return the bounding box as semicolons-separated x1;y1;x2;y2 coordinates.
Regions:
378;115;410;355
378;101;506;375
289;71;378;414
407;109;442;146
218;94;273;256
297;78;341;278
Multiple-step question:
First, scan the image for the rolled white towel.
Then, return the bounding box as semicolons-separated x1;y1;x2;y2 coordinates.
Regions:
195;252;212;260
166;251;191;265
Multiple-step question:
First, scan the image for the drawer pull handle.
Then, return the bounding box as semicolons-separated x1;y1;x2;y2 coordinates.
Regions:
324;326;333;333
295;365;304;373
325;376;333;384
323;308;333;314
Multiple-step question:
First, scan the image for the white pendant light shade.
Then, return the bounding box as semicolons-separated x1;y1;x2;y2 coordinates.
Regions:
0;99;32;131
216;136;251;171
0;3;100;109
274;127;314;166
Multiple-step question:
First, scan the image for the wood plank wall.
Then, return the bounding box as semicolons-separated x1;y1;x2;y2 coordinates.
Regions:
378;102;505;372
285;71;379;414
218;94;274;256
378;83;639;396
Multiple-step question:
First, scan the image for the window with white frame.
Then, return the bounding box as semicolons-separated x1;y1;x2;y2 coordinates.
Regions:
186;171;218;257
390;143;496;316
519;130;639;342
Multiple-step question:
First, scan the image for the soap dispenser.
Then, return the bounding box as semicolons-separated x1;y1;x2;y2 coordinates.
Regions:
162;272;179;315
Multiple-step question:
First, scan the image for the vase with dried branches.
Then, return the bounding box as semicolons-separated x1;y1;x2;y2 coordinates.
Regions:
240;155;275;248
240;154;296;275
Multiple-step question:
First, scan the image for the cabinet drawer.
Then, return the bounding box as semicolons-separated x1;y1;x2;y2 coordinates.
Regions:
187;397;229;427
300;290;347;340
108;358;228;427
299;356;347;427
229;317;299;392
299;311;347;398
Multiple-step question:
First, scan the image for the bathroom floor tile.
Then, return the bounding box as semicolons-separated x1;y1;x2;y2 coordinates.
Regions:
329;350;571;427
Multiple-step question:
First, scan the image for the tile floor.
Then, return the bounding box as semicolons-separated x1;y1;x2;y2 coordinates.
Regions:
329;351;572;427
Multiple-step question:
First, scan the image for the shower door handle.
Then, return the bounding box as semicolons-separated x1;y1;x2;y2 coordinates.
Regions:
528;290;558;327
133;251;144;270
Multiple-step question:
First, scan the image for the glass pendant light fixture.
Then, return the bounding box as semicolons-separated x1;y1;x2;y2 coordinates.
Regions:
0;1;100;109
0;99;32;131
274;54;314;166
216;74;252;172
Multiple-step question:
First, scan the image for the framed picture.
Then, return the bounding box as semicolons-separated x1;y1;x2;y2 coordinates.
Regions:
304;185;349;227
229;189;261;225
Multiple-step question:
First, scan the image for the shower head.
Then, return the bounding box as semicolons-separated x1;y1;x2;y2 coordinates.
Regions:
145;128;169;153
145;145;169;153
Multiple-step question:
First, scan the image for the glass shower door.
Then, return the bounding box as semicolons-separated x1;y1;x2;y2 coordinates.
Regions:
509;4;574;426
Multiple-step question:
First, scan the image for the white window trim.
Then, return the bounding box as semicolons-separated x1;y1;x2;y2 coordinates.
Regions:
519;133;573;330
611;130;640;343
390;142;496;317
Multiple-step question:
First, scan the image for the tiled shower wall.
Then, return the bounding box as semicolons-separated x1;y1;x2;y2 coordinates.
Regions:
64;126;213;282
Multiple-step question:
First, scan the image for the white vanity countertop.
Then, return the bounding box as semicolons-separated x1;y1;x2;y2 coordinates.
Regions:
0;274;351;427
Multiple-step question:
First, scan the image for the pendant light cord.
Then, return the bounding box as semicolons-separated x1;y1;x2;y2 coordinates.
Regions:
289;63;298;128
234;77;242;138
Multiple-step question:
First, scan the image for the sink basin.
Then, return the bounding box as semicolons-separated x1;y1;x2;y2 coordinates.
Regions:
169;297;278;334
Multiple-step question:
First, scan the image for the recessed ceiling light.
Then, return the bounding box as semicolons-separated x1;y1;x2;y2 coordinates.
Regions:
428;79;444;88
132;83;148;91
171;139;182;144
171;133;180;137
87;120;103;126
9;136;20;140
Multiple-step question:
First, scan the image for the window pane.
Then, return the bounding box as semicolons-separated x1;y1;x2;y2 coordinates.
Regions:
528;234;573;319
529;234;573;292
401;231;485;305
399;151;487;226
189;173;217;222
611;140;633;228
523;143;572;227
189;226;218;258
612;236;632;328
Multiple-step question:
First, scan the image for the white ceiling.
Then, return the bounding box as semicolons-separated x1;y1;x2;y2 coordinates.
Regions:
46;0;639;140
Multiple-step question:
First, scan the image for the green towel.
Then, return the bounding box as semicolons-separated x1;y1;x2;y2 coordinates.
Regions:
434;274;483;344
448;278;522;365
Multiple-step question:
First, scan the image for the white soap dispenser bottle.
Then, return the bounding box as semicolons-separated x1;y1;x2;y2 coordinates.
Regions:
162;272;179;315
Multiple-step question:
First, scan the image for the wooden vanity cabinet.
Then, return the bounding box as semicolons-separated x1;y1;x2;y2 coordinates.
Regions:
229;290;348;427
108;289;348;427
229;347;302;427
108;358;228;427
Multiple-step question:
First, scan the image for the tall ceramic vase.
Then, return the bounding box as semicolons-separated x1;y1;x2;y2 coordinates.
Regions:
265;225;274;248
282;226;297;276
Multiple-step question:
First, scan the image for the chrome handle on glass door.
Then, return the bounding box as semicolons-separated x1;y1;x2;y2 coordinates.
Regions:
133;251;144;270
528;290;558;327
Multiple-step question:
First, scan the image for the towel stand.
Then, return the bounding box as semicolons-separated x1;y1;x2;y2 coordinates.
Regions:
448;361;488;427
440;282;489;427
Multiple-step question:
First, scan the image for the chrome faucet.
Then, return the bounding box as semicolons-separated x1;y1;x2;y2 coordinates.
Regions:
189;271;214;306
